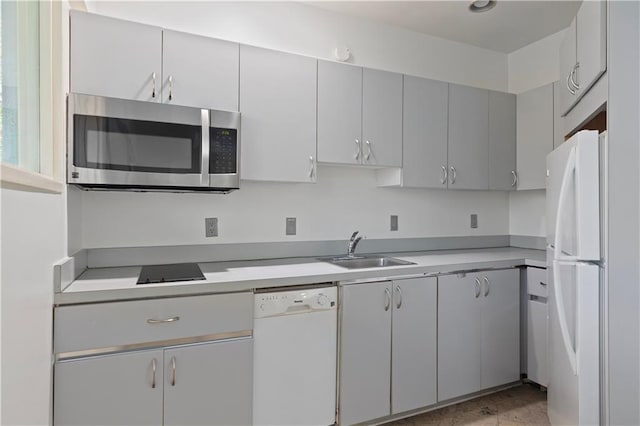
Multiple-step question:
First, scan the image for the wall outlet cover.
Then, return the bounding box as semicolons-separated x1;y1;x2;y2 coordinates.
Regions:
205;217;218;237
390;215;398;231
470;214;478;229
286;217;296;235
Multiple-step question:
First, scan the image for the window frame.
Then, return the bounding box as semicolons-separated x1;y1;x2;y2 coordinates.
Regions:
0;0;64;194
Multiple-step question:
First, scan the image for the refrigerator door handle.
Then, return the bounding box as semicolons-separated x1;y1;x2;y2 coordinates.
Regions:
554;147;578;262
553;259;578;375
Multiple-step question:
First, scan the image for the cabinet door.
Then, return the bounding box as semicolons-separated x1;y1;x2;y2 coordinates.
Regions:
528;299;549;387
391;277;437;414
317;61;362;165
488;91;517;191
516;83;554;190
362;69;403;167
438;274;482;401
239;46;317;182
480;269;520;389
576;0;607;96
340;281;392;425
553;81;565;149
559;18;577;115
164;339;253;426
70;11;162;102
402;76;449;188
54;350;164;425
162;30;239;111
448;84;489;190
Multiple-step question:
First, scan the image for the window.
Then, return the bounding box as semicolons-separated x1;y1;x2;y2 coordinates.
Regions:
0;0;62;193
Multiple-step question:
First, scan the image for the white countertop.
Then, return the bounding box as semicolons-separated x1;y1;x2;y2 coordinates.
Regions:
56;247;546;305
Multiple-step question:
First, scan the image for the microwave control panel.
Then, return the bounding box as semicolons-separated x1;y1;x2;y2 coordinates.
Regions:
209;127;237;174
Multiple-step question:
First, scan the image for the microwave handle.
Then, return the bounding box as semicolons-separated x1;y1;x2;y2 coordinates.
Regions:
201;110;210;186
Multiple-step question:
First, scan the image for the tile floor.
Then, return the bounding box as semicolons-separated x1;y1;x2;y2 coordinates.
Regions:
385;384;550;426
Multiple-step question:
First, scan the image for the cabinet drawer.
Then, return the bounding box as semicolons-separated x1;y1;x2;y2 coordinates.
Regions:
54;292;253;354
527;267;548;298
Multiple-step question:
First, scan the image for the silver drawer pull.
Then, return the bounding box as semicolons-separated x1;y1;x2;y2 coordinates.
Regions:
540;281;547;287
151;358;157;389
171;356;177;386
146;316;180;324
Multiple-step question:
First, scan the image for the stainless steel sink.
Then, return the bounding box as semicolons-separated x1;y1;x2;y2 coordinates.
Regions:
321;255;416;269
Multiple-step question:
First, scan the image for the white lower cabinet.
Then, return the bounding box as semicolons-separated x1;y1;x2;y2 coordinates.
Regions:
526;267;549;387
54;339;252;426
339;277;437;425
438;269;520;402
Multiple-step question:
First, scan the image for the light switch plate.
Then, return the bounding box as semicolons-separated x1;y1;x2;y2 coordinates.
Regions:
286;217;296;235
390;215;398;231
205;217;218;237
470;214;478;229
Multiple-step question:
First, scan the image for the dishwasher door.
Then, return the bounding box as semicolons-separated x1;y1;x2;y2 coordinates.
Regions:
253;287;338;426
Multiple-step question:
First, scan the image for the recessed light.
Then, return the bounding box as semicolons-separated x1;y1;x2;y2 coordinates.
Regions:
469;0;496;13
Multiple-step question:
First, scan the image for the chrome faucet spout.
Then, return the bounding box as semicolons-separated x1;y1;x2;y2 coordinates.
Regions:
347;231;364;257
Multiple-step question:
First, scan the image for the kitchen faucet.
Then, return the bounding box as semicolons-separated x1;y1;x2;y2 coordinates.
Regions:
347;231;364;258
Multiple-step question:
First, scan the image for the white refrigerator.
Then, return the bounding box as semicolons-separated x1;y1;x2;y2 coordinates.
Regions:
546;130;606;426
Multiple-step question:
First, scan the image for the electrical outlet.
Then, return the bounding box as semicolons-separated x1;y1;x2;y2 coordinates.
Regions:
390;215;398;231
470;214;478;229
286;217;296;235
205;217;218;237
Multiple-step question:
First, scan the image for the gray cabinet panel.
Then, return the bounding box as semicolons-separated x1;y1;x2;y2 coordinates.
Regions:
317;61;362;165
362;69;403;167
402;76;449;188
559;18;577;115
340;281;392;425
70;11;162;102
448;84;489;190
240;45;317;182
489;91;517;191
162;30;239;111
164;339;253;426
391;277;437;414
516;83;554;190
553;81;564;149
480;269;520;389
576;0;607;96
54;349;164;425
438;274;482;401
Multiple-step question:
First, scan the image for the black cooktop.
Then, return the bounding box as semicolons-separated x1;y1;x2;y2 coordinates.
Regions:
137;263;206;285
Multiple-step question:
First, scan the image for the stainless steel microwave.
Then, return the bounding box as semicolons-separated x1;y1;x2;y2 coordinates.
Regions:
67;93;240;193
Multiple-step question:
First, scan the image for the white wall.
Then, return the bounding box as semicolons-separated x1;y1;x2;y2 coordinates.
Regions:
78;1;513;249
506;29;565;237
82;166;509;248
87;1;508;91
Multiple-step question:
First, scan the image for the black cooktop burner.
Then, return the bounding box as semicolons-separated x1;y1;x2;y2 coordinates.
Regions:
137;263;206;285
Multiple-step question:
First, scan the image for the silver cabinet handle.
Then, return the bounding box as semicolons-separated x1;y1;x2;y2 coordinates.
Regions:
171;356;176;386
566;71;576;95
146;316;180;324
450;166;457;184
395;285;403;309
355;139;361;160
151;358;157;389
308;156;315;178
540;281;547;287
570;63;580;90
384;288;391;311
474;278;481;298
483;276;490;297
365;140;372;161
151;72;156;98
511;170;518;188
168;75;173;101
441;166;448;185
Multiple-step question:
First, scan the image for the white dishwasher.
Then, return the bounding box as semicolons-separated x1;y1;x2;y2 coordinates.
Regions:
253;286;338;426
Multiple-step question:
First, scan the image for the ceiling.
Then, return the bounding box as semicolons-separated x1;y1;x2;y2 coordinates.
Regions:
306;1;581;53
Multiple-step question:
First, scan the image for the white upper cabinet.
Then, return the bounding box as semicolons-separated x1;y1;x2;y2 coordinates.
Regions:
362;69;403;167
488;91;517;191
239;45;317;183
576;0;607;96
70;10;162;102
317;61;363;165
162;30;239;111
448;84;489;190
398;76;449;189
559;0;607;115
516;83;554;190
559;18;577;115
